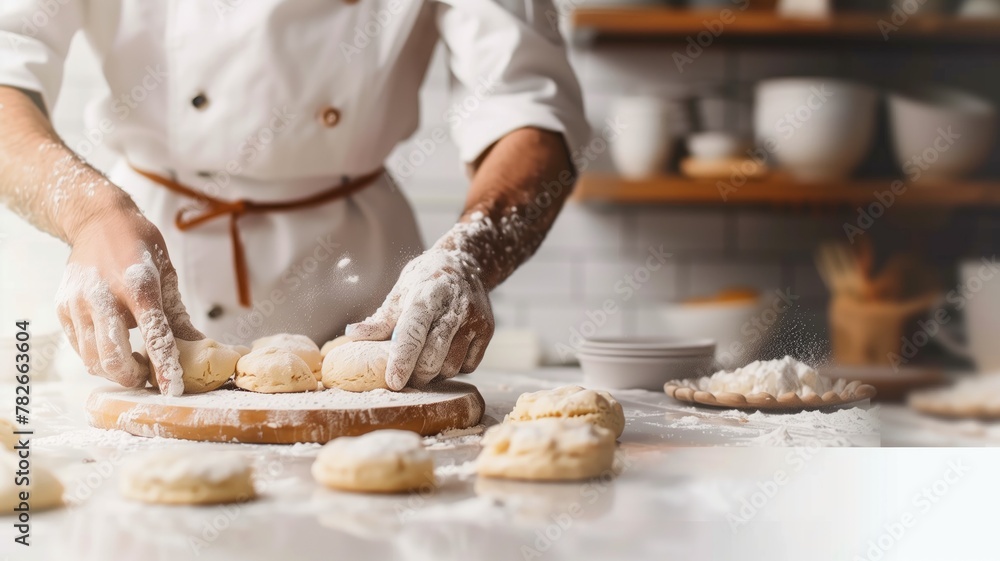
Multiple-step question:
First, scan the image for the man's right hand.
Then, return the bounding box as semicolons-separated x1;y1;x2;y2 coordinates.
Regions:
55;200;202;396
0;86;200;395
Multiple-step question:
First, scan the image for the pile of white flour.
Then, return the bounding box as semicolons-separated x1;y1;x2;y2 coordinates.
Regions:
692;356;833;396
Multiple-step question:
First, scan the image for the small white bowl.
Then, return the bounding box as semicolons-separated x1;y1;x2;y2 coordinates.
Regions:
754;78;878;182
578;348;713;359
686;132;754;161
579;337;716;354
658;299;774;370
578;352;716;391
889;85;997;181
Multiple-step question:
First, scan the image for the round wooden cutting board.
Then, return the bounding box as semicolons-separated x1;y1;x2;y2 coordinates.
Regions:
86;380;485;444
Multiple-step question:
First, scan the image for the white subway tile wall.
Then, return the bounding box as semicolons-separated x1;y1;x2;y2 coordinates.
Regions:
17;23;998;363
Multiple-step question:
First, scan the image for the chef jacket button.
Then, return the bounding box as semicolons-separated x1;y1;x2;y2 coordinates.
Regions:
318;107;341;128
192;93;209;110
207;305;224;319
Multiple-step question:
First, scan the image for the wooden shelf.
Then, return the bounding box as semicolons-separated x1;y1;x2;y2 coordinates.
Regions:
571;7;1000;44
573;173;1000;207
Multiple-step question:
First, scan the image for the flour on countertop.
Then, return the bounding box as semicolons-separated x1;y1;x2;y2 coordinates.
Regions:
748;426;798;447
737;406;878;447
669;416;703;428
664;405;878;447
423;424;485;450
434;460;477;480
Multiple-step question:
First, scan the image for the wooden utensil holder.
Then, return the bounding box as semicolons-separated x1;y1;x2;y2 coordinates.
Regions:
829;293;940;366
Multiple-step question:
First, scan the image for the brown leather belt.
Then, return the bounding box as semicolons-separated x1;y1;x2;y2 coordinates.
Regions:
131;166;385;308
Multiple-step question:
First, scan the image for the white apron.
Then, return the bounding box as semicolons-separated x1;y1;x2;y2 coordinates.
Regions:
111;161;424;346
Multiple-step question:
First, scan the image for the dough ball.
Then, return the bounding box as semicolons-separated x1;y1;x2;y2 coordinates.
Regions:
311;430;434;493
149;339;240;394
252;334;322;378
0;419;16;450
320;335;353;359
235;347;317;393
505;386;626;438
0;451;63;512
120;449;255;505
476;418;615;481
321;340;391;392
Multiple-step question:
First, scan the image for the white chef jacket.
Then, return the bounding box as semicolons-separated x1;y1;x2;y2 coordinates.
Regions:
0;0;587;346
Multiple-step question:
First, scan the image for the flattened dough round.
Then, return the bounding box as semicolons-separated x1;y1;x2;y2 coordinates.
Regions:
120;449;255;505
321;340;391;392
253;333;322;379
311;430;433;493
505;385;626;438
0;419;16;450
149;339;241;394
320;335;353;359
0;451;63;512
476;418;616;481
235;347;316;393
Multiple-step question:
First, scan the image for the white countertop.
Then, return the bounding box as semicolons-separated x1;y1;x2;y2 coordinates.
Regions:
2;368;994;561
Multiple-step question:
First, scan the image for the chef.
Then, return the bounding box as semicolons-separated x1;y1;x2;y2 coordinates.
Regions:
0;1;587;395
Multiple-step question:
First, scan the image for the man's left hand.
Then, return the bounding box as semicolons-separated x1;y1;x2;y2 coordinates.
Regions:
346;245;494;390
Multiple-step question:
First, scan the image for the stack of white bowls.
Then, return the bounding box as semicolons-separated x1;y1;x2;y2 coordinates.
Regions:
577;338;717;391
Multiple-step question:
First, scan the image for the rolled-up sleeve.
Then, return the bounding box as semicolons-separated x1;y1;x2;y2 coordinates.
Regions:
0;0;83;111
436;0;589;163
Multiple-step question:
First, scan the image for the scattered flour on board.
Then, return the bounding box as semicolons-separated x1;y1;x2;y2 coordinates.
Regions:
95;384;464;410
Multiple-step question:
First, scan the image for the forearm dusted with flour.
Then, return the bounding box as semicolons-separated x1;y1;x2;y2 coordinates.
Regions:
348;128;576;389
0;86;138;244
0;85;201;394
438;127;575;291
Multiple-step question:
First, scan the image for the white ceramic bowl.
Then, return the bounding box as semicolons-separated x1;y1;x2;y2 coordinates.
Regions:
892;0;950;14
960;0;1000;17
579;337;716;354
754;78;878;182
578;352;717;391
577;348;713;359
609;96;676;178
889;85;997;181
658;298;777;370
686;132;754;161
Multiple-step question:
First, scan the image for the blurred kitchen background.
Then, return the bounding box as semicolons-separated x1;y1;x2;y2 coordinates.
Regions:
3;0;1000;400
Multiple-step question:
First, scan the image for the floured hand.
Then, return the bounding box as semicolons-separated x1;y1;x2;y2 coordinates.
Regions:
56;212;202;396
346;237;494;390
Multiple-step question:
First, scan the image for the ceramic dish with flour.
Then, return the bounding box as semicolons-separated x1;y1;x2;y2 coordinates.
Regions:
664;356;877;411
